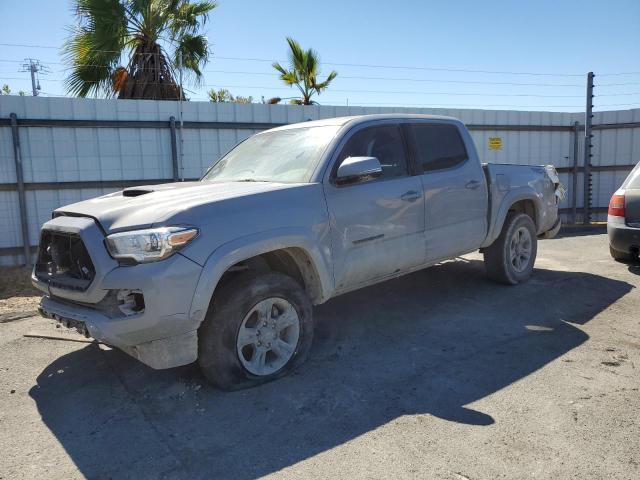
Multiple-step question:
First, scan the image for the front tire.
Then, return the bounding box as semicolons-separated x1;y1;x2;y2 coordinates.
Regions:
198;272;313;390
484;212;538;285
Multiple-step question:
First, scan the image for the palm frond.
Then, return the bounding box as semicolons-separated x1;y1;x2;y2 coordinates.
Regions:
64;0;215;99
174;33;209;78
273;37;338;104
313;70;338;93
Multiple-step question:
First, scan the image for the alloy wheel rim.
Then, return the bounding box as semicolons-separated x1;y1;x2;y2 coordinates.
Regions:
509;226;532;273
236;297;300;376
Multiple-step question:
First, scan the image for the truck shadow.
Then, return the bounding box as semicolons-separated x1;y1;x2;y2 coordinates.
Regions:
29;259;633;479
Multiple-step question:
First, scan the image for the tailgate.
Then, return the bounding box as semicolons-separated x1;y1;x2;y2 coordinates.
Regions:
625;190;640;225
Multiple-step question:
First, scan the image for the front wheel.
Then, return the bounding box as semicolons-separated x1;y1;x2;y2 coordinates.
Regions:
198;272;314;390
484;212;538;285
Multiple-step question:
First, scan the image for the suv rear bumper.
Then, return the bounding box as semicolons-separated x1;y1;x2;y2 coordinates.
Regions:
608;217;640;255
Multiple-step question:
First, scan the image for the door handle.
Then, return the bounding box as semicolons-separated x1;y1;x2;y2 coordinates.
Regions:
465;180;481;190
401;190;421;202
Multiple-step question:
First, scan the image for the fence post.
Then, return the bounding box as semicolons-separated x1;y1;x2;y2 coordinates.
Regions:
169;116;179;181
582;72;594;224
571;121;579;224
9;113;31;266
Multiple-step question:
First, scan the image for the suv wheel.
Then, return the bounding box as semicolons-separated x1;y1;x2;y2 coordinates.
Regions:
484;212;538;285
198;272;313;390
609;245;635;263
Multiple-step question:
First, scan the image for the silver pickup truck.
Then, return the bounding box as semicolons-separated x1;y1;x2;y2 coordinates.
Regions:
33;114;564;389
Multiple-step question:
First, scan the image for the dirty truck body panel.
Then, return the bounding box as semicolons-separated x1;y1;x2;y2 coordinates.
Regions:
33;114;563;370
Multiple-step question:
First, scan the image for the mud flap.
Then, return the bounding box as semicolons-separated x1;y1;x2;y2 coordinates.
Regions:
539;218;562;240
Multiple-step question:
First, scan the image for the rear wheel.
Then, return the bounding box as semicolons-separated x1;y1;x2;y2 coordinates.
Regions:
198;272;313;390
609;245;635;263
484;212;538;285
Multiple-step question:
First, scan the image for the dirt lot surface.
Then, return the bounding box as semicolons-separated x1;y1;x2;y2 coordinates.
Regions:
0;267;41;323
0;233;638;480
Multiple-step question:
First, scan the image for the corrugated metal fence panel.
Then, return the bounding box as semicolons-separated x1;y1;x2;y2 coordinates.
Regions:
2;97;583;181
0;96;178;183
590;109;640;220
173;103;579;179
1;96;637;264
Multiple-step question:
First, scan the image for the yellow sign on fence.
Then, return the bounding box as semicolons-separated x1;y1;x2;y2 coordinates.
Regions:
488;137;503;150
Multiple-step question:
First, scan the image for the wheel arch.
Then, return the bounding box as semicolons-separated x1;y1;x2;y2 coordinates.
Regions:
483;190;542;248
188;229;333;331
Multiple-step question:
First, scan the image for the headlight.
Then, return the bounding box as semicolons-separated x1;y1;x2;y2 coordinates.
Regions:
106;227;198;263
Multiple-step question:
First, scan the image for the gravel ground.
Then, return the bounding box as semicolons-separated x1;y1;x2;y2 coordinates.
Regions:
0;267;41;323
0;233;638;480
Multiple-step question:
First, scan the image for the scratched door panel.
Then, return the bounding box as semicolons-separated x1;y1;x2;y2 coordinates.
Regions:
325;176;425;290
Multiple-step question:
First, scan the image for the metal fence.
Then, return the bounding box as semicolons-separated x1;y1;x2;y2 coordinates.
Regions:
1;96;638;265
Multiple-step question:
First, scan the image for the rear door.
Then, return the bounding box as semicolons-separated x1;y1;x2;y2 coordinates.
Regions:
324;123;425;290
404;122;488;262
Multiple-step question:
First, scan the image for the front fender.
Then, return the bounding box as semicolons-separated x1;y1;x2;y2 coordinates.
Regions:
482;188;543;248
187;227;334;328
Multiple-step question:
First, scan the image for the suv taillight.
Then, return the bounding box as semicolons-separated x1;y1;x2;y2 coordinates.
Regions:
608;194;625;217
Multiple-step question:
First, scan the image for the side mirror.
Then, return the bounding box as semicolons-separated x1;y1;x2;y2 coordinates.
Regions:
336;156;382;186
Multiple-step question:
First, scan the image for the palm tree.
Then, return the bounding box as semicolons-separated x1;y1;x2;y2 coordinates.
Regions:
272;37;337;105
64;0;216;100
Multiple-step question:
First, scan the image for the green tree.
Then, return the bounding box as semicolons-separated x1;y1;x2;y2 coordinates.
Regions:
272;37;337;105
208;88;253;103
208;88;233;102
1;84;26;96
64;0;216;100
234;95;253;104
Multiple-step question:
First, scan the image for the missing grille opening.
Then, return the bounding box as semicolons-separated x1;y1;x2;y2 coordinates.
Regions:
35;231;95;291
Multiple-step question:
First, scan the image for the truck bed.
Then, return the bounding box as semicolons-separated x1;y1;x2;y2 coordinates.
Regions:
482;163;562;246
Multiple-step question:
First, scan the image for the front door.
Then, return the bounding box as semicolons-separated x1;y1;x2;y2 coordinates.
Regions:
324;124;425;290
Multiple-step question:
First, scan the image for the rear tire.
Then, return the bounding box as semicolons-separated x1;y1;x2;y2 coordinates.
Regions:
484;212;538;285
198;272;314;390
609;245;635;263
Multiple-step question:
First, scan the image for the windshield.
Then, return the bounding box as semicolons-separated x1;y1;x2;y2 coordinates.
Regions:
201;125;340;183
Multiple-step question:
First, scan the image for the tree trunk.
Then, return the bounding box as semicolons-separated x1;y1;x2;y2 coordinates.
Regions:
118;42;183;100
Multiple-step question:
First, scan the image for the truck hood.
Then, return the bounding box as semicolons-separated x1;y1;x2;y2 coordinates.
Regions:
55;181;303;233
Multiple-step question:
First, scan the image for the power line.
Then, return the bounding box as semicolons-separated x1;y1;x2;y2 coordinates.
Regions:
0;42;59;49
7;86;640;109
1;42;639;78
1;76;594;98
0;42;610;78
1;61;589;88
3;75;640;102
598;81;640;87
598;71;640;77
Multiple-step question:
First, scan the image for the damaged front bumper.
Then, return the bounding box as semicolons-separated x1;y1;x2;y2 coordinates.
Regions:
33;216;205;369
38;296;198;369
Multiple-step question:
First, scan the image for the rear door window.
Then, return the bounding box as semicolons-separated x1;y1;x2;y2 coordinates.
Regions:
406;124;468;172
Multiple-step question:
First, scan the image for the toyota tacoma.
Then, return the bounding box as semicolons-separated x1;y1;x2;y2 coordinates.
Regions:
33;114;565;389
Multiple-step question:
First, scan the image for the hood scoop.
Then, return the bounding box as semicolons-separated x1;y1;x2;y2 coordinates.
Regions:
122;187;155;197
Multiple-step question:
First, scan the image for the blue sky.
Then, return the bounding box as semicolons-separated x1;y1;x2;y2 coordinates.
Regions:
1;0;639;111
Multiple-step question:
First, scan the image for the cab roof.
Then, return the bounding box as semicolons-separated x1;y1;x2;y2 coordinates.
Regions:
267;113;463;132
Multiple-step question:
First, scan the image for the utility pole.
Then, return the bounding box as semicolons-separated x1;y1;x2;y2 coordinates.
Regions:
20;59;48;96
177;51;184;181
582;71;594;225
